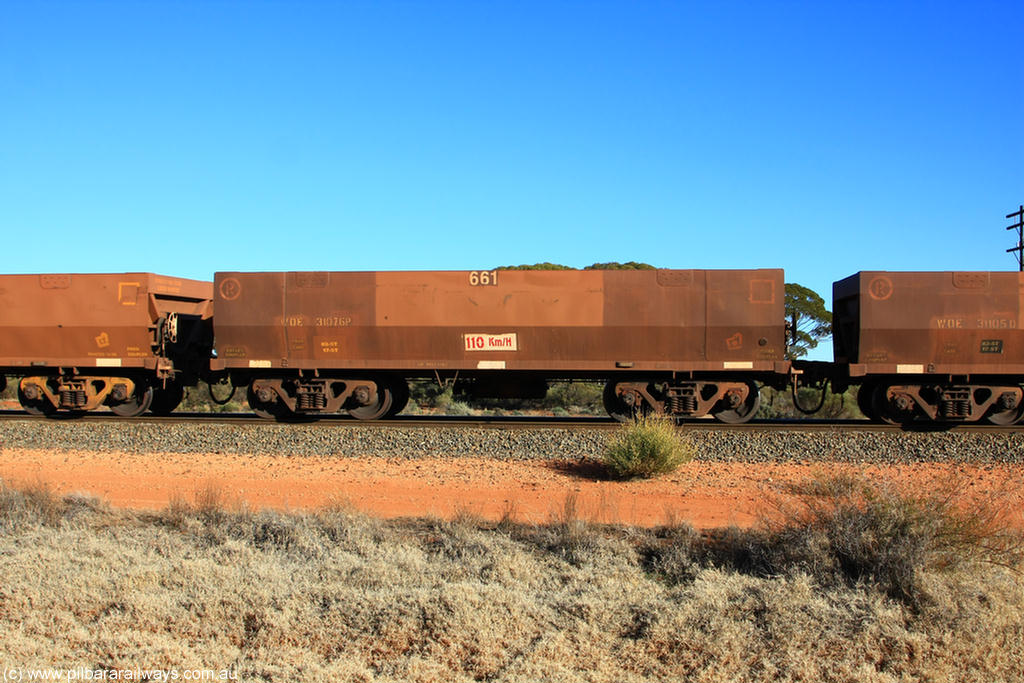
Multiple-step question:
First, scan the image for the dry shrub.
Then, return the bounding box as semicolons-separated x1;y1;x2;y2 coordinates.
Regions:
0;479;82;528
60;492;108;522
757;472;1024;606
19;480;64;526
316;499;386;551
156;487;328;559
602;416;693;480
0;480;109;535
548;491;593;558
532;492;633;568
641;521;704;586
639;471;1024;609
162;490;192;529
497;499;519;531
194;480;229;524
244;509;307;553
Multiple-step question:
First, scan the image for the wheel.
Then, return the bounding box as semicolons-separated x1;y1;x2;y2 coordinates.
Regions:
110;385;154;417
603;380;641;422
985;403;1024;426
247;384;289;420
149;383;185;415
871;384;912;425
712;382;761;424
856;381;878;421
386;379;410;417
348;382;393;421
18;385;54;416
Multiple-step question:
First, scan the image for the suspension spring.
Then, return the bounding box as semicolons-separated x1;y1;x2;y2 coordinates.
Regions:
940;398;969;418
60;389;87;408
940;388;971;418
666;391;697;415
296;385;327;411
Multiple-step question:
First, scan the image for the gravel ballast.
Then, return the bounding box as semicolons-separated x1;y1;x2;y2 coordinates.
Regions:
1;418;1022;464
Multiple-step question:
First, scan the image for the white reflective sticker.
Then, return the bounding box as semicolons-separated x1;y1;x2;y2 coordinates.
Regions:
95;358;122;367
464;333;518;351
723;361;754;369
477;360;506;369
249;360;272;368
897;364;924;374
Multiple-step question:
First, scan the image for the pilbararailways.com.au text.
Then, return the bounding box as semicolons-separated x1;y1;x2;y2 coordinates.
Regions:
2;668;237;682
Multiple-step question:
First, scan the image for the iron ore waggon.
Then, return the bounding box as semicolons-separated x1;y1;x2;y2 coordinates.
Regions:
0;273;214;416
5;267;1024;426
211;269;790;422
830;271;1024;424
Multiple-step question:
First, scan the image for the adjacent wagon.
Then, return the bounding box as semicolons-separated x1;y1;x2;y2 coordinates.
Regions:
832;271;1024;424
0;273;214;416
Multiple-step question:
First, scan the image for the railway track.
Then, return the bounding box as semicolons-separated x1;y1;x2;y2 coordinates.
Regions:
0;409;1019;433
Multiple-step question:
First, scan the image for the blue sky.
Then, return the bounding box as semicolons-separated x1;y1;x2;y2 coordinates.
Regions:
2;1;1022;359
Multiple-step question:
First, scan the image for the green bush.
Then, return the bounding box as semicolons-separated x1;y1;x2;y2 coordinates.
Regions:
543;381;603;414
178;381;247;413
444;400;473;416
408;381;454;411
602;416;694;479
409;379;605;416
755;385;864;419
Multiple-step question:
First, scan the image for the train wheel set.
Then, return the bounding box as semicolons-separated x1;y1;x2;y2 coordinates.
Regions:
244;375;408;421
3;269;1024;426
602;379;761;424
857;379;1024;426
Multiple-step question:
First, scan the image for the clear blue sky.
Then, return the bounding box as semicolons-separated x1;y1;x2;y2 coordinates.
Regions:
2;1;1021;359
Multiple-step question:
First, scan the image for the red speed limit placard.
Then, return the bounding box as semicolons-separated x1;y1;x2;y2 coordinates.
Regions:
464;333;518;351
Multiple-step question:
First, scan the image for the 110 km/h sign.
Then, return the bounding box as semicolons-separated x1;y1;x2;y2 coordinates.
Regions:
464;333;518;351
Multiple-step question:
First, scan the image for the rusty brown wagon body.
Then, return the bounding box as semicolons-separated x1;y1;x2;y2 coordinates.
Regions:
831;271;1024;424
212;269;790;421
0;273;214;416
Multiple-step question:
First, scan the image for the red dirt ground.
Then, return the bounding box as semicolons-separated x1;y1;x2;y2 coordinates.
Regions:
2;447;1022;528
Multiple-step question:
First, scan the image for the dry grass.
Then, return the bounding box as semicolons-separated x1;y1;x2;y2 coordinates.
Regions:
0;477;1022;682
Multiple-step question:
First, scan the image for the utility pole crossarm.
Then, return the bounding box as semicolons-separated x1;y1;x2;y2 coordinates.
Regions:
1007;205;1024;272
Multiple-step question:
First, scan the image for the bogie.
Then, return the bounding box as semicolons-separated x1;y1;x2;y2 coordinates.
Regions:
603;379;761;424
242;377;401;421
15;375;156;417
870;382;1024;424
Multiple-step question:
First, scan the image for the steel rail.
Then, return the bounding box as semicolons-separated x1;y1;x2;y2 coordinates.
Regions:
0;410;1019;433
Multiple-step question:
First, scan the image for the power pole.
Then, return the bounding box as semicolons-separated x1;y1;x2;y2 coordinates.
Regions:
1007;205;1024;271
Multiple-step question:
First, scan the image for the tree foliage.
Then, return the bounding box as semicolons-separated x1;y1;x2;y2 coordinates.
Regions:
497;262;655;270
497;262;575;270
585;261;656;270
785;283;832;359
